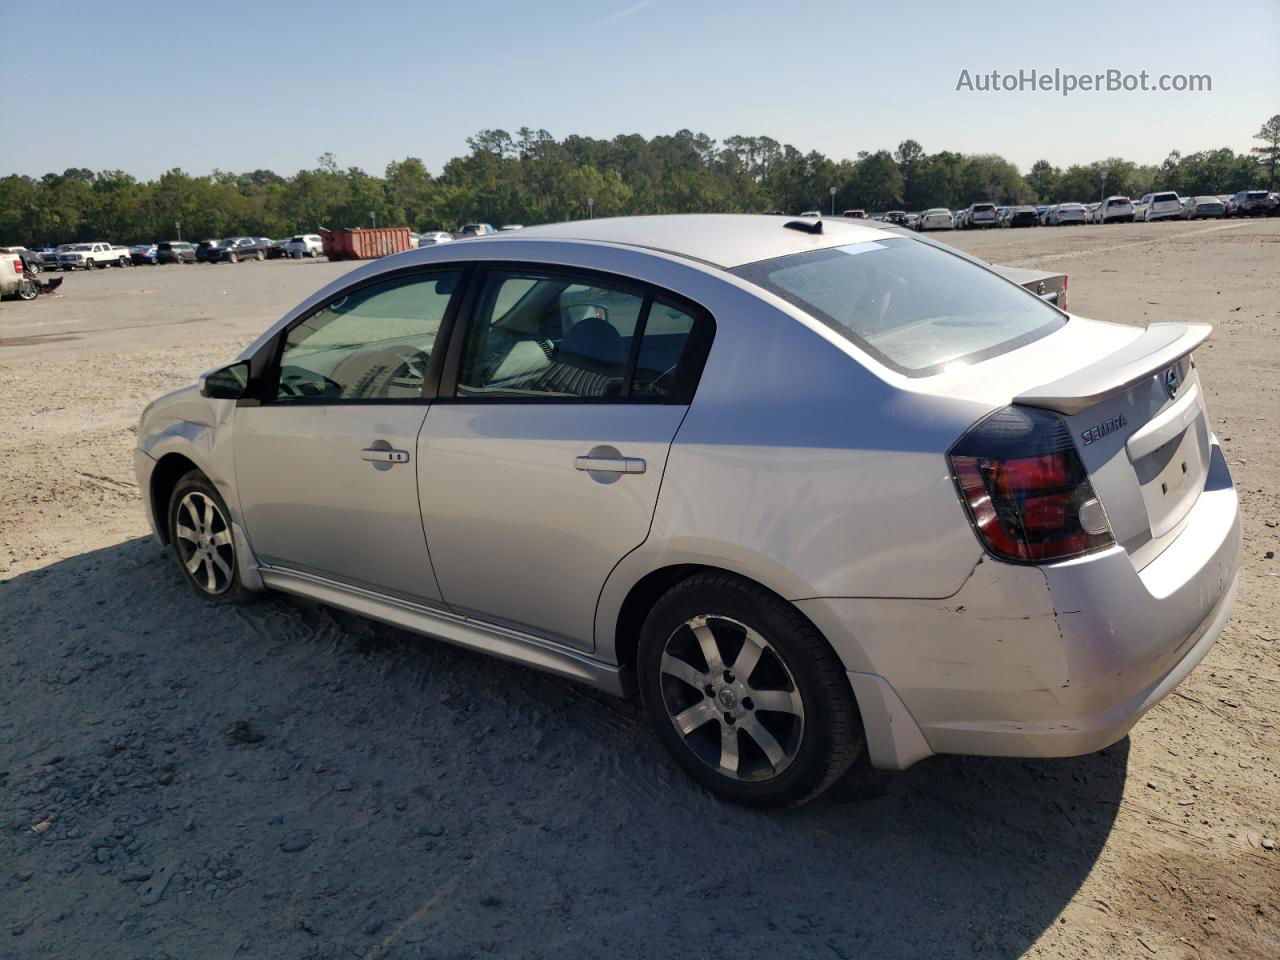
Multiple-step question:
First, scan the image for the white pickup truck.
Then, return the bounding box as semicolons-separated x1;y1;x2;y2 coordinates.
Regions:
1;251;38;299
58;242;128;270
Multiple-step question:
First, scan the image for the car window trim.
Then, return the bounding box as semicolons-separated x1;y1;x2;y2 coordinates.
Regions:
436;261;715;406
239;262;472;408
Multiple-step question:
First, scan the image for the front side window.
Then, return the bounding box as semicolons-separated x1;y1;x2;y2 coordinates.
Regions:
275;270;460;401
456;271;702;401
732;238;1065;376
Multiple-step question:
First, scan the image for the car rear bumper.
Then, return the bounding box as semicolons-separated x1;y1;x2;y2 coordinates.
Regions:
798;440;1240;769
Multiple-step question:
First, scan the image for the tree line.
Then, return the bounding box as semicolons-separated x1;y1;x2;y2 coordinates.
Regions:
2;116;1276;247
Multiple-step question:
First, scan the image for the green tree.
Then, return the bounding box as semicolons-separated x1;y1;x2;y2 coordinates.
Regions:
1250;114;1280;189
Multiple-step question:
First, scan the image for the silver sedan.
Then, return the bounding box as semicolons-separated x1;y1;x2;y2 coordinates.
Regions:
136;215;1240;807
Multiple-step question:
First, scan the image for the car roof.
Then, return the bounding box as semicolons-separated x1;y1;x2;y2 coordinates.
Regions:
503;214;889;268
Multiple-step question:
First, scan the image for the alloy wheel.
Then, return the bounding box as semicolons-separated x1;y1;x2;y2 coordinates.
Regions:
173;491;235;595
658;614;805;782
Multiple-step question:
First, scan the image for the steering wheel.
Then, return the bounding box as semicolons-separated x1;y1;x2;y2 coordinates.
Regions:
278;366;340;398
351;345;431;398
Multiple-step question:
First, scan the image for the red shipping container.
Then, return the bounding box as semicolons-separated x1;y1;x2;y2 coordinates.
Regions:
320;227;413;260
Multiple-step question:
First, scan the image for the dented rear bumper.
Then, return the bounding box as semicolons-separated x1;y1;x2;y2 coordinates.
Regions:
798;441;1240;770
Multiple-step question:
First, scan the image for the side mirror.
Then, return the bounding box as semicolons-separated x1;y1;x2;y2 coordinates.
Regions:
200;361;251;400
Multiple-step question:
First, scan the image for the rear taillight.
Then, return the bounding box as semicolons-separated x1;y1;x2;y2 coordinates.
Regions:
1061;274;1068;312
949;406;1113;563
13;260;22;274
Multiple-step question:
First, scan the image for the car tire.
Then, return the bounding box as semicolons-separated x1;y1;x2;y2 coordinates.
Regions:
255;250;265;261
16;278;39;301
167;470;255;605
636;572;864;808
228;252;238;264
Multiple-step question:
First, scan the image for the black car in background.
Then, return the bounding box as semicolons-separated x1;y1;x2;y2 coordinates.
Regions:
196;239;226;262
882;210;909;226
205;237;272;263
157;241;197;264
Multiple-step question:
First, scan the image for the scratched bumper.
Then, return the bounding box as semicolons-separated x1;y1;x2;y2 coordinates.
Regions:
797;441;1240;768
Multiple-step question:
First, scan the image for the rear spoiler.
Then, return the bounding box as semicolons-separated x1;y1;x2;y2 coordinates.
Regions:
1014;322;1211;415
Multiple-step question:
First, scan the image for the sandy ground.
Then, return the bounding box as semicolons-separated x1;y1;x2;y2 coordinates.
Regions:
1;222;1277;960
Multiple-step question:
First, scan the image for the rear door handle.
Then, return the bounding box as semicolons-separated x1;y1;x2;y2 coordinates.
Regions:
361;447;410;464
575;455;646;474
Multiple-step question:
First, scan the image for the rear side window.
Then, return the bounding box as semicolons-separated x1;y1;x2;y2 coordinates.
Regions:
732;239;1065;376
455;271;708;401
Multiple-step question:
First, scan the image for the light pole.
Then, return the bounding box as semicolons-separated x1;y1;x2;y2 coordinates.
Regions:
829;186;837;216
175;220;182;242
1099;171;1108;203
370;211;377;229
587;197;594;220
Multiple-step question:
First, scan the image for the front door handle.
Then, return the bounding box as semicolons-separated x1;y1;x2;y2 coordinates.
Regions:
575;455;646;474
361;447;410;464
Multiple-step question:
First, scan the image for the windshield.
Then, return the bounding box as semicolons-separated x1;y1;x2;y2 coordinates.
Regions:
732;239;1065;376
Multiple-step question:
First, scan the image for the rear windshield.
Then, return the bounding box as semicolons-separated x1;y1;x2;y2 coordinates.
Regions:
1107;198;1129;207
1153;193;1179;202
732;239;1065;376
972;204;996;212
1246;191;1268;199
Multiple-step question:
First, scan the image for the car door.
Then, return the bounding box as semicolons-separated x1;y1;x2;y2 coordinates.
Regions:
418;266;713;652
232;266;466;604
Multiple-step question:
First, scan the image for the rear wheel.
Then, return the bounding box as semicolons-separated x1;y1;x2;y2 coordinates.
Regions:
16;278;38;301
255;250;265;261
637;572;863;808
228;252;239;264
167;470;254;604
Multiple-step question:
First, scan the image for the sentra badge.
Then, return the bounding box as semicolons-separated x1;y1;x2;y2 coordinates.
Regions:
1081;414;1127;446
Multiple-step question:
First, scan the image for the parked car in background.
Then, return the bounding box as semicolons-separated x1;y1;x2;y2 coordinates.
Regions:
499;224;525;231
904;213;920;228
157;241;197;264
265;239;291;259
285;234;324;258
963;202;999;229
112;245;134;264
207;237;272;263
1097;197;1135;223
456;223;498;238
916;208;954;230
1002;205;1040;228
797;211;822;219
131;244;159;265
1180;196;1226;220
417;231;454;246
59;242;125;270
1135;192;1183;222
1229;190;1272;217
882;211;909;226
1;247;45;273
840;209;868;219
135;213;1239;808
197;239;226;262
1;251;36;299
1035;205;1050;222
1048;202;1088;226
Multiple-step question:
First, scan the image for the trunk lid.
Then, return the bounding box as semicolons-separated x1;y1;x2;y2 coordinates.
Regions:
1013;322;1212;565
909;319;1213;568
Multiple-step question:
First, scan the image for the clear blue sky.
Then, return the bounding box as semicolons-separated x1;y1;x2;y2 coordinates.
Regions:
3;0;1276;179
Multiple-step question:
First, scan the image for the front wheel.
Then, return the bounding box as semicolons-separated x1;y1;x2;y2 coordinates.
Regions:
227;252;239;264
637;573;864;808
167;470;255;604
255;250;265;261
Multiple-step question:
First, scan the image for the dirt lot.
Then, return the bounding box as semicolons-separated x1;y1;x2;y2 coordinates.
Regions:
1;222;1277;960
